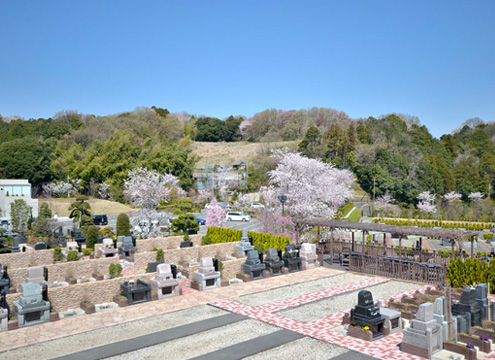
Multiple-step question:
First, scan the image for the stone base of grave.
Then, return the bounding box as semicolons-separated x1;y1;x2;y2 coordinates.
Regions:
50;312;59;321
113;296;128;307
8;320;18;331
190;282;201;291
221;279;230;287
236;273;251;282
401;342;432;359
80;302;96;314
443;341;477;360
348;325;373;341
458;333;491;353
8;288;17;295
151;292;158;301
342;315;351;325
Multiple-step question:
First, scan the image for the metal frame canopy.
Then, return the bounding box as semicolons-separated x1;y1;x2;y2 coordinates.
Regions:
296;218;479;240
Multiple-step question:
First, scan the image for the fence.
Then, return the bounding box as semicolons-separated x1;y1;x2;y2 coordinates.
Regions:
349;254;446;285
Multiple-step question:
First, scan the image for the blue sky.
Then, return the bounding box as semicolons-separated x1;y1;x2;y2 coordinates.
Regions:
0;1;493;138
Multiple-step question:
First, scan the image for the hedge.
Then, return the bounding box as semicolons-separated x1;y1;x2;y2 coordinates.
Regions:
204;227;290;251
446;257;495;293
375;218;494;232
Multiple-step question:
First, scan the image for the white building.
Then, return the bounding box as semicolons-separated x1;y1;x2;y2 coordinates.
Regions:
0;180;39;219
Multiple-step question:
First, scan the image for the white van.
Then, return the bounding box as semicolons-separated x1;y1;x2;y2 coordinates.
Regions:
225;212;250;222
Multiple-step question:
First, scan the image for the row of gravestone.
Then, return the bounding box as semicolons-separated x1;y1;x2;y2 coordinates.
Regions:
348;283;494;358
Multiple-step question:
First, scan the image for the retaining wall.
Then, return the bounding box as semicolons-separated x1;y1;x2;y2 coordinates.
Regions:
0;249;54;269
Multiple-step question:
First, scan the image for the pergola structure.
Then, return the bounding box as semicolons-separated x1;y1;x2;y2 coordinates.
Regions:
296;218;480;262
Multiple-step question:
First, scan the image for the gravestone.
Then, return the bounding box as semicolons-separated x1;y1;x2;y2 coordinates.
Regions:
118;236;137;259
26;266;49;286
193;257;221;290
120;279;151;305
146;262;162;273
433;296;457;341
150;264;180;299
455;312;471;335
300;243;320;270
235;229;254;256
282;245;301;273
475;283;491;320
99;238;118;258
0;265;10;294
13;282;51;327
34;243;49;250
242;250;266;280
0;289;8;331
264;248;284;276
11;237;20;253
350;290;385;340
401;303;442;358
452;288;482;327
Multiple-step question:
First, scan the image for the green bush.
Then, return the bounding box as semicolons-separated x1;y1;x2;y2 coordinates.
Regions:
82;248;92;256
116;213;131;237
53;246;62;261
254;243;264;253
86;225;99;250
156;249;164;262
109;263;122;278
484;233;494;240
201;235;212;245
67;250;79;262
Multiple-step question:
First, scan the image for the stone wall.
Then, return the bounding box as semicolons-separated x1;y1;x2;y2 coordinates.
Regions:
6;273;156;312
133;242;240;271
0;249;54;269
8;257;121;288
188;258;244;282
136;234;202;253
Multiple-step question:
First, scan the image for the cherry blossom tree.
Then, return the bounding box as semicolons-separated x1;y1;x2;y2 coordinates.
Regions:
468;192;483;203
260;150;355;238
417;191;437;214
206;198;225;228
442;191;462;203
257;209;295;239
233;194;251;209
98;182;111;199
43;181;75;198
374;192;400;216
124;167;184;238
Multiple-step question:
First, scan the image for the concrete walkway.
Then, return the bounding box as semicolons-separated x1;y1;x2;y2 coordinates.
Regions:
0;267;342;353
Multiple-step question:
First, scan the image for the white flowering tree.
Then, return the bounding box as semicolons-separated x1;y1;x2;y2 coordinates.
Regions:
206;198;226;228
233;194;251;209
442;191;462;203
468;192;483;203
417;191;437;214
374;192;400;216
43;181;75;198
260;150;355;239
123;167;184;238
98;182;111;200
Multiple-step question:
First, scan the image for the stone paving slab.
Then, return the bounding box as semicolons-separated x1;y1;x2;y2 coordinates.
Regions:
0;267;343;353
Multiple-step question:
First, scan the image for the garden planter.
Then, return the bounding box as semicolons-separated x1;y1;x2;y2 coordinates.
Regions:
400;311;416;320
401;297;418;305
190;282;201;291
459;333;491;353
443;341;477;360
92;273;104;281
80;302;96;314
113;296;128;307
472;327;495;342
50;312;60;322
342;315;351;325
8;287;17;295
66;277;77;285
482;320;495;331
265;272;271;278
8;320;18;330
221;279;230;287
348;325;373;341
151;292;158;301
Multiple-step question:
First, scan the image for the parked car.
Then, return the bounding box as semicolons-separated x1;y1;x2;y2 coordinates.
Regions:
92;215;108;226
225;212;250;222
251;203;265;209
195;216;206;225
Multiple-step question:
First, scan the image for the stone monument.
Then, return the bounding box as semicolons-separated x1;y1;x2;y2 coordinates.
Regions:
193;257;221;291
242;250;266;280
235;229;254;256
264;248;285;276
99;238;118;258
452;288;482;327
150;264;180;299
120;279;151;305
13;283;51;328
300;243;320;270
401;303;442;358
25;266;48;286
282;245;301;273
118;236;137;259
0;289;8;331
0;265;10;294
350;290;385;340
11;236;20;253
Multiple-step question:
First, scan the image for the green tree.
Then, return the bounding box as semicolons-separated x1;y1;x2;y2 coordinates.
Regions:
10;199;32;232
116;213;131;236
298;126;322;158
86;225;99;250
68;195;91;227
39;203;52;219
171;213;199;234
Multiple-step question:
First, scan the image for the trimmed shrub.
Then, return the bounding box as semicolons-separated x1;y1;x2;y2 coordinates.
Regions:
116;213;131;237
86;225;99;250
67;250;79;262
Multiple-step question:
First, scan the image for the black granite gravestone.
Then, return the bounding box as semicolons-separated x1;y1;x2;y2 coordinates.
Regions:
350;290;385;340
282;245;301;273
452;288;482;327
120;279;151;305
